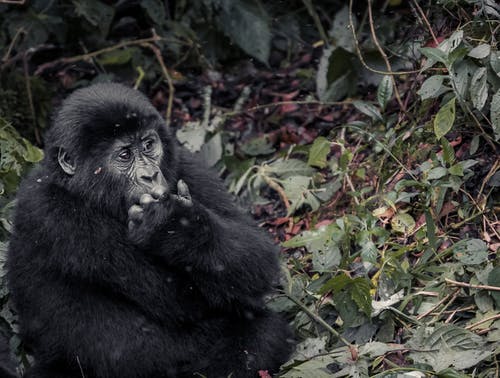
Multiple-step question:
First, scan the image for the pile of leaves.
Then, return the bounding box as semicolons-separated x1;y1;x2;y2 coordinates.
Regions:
0;0;499;377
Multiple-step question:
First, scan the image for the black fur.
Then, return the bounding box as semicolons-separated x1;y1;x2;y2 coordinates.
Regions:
7;83;294;378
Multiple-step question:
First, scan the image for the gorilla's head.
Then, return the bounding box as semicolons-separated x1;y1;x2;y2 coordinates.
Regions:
44;83;178;219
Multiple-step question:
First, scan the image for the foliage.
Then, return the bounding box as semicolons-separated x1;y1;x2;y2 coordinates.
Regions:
0;0;499;377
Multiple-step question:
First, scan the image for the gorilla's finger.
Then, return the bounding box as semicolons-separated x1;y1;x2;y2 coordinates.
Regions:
171;194;193;208
151;186;167;200
140;193;155;206
128;204;144;221
177;180;191;199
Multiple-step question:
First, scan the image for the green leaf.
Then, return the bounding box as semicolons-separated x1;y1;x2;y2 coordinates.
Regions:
350;277;372;317
140;0;166;27
307;137;331;168
490;50;500;77
283;224;342;271
266;159;315;178
97;49;135;66
408;324;491;371
391;213;416;234
417;75;448;100
491;89;500;141
240;135;275;156
441;138;455;164
328;5;354;52
72;0;114;37
200;132;222;167
453;239;488;265
427;167;448;180
419;47;448;64
377;75;393;110
353;100;383;122
175;122;207;152
434;97;456;140
22;140;43;163
448;163;464;176
488;267;500;308
469;67;488;110
468;44;491;59
217;0;271;64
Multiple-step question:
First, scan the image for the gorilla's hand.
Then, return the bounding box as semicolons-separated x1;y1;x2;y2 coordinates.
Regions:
128;180;192;245
170;180;193;209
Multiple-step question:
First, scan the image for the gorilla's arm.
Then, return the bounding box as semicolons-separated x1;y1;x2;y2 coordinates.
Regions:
153;154;281;310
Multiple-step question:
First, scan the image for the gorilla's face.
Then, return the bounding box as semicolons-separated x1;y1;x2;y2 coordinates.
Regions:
107;129;169;207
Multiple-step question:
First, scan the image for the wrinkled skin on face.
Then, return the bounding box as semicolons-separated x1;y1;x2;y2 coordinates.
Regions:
103;128;193;245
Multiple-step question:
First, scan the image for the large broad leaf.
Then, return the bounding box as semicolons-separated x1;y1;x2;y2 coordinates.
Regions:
408;324;492;371
434;97;456;140
491;89;500;141
216;0;271;64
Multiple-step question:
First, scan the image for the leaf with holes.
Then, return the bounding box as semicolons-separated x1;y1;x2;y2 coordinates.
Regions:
453;239;488;265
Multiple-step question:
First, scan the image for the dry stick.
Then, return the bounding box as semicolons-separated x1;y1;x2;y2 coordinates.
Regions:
1;26;25;63
0;0;25;3
366;0;405;111
262;176;291;214
445;278;500;292
302;0;329;46
466;313;500;330
34;35;162;75
411;0;439;46
141;42;175;128
416;288;460;320
348;0;420;76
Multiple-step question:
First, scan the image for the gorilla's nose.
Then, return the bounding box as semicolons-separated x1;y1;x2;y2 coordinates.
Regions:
137;167;157;184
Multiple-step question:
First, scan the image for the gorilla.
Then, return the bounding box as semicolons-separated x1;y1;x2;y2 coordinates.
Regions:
6;83;294;378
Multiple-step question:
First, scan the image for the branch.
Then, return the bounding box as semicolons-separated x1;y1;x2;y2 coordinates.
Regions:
34;35;162;75
445;278;500;292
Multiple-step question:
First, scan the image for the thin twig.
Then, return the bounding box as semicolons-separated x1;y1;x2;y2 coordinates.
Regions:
445;278;500;292
348;0;420;76
263;176;290;213
367;0;405;110
411;0;439;46
1;26;25;63
34;35;161;75
466;314;500;330
141;42;175;127
285;294;356;352
302;0;329;46
416;288;460;320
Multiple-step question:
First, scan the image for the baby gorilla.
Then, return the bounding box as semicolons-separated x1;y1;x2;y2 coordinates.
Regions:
7;83;294;378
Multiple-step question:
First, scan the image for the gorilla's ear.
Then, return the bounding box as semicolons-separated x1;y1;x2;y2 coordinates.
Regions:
57;148;76;176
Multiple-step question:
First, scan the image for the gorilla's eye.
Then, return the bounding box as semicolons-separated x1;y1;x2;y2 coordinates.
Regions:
118;149;132;161
143;139;154;152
